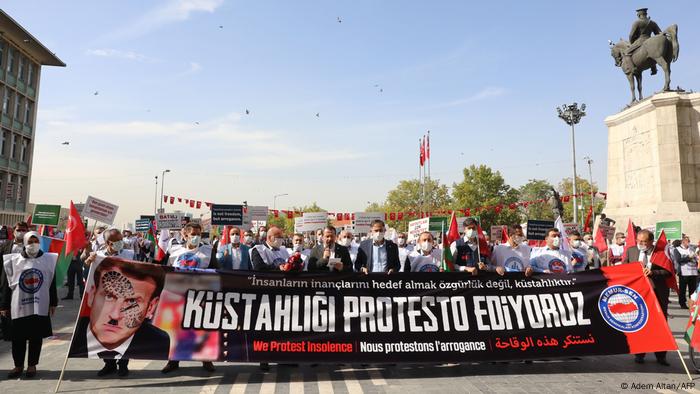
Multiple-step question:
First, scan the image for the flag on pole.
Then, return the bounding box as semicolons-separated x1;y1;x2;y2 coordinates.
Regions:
621;219;636;262
419;138;425;166
476;224;491;258
501;226;509;243
651;230;679;295
441;212;460;272
65;200;88;256
426;132;430;160
583;205;593;233
40;236;71;289
155;229;168;262
555;216;571;254
594;227;608;252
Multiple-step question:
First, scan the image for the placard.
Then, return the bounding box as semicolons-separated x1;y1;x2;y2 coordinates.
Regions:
353;212;385;233
83;196;119;225
599;224;616;242
211;204;244;226
294;217;304;233
563;223;581;237
407;218;430;242
156;213;184;230
299;212;328;232
656;220;682;241
248;206;269;221
32;204;61;226
490;225;507;243
135;219;151;232
526;220;555;241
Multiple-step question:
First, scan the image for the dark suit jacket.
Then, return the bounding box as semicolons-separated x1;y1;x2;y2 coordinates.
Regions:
622;246;671;315
69;316;170;360
307;244;352;272
355;239;400;272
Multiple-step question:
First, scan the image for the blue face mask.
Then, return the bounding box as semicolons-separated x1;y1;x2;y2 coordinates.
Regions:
188;235;201;246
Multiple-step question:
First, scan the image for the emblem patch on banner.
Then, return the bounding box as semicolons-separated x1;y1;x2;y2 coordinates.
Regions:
504;257;523;272
598;285;648;333
19;268;44;294
418;264;440;273
548;259;566;273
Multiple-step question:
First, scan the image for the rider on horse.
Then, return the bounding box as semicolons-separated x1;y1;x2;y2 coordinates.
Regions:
626;8;662;75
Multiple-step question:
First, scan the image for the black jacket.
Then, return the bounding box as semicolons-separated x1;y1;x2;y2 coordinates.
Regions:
307;244;353;272
68;316;170;360
355;239;400;272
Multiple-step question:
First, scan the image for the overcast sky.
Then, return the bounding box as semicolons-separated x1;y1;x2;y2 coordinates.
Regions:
5;0;700;227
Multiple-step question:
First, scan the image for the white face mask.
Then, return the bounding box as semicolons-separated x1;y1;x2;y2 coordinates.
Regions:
637;243;649;252
293;243;303;252
512;235;524;245
371;231;385;242
25;243;40;257
244;236;253;243
465;229;476;240
15;231;26;240
571;240;582;248
259;231;267;238
420;241;433;253
110;241;124;252
231;234;240;244
188;235;201;247
397;238;406;246
338;238;352;247
551;236;560;248
271;238;283;248
585;239;593;246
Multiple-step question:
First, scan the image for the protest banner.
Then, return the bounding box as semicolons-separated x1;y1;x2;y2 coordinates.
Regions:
526;220;555;240
407;218;430;242
563;223;581;237
599;224;616;242
353;212;385;233
156;213;183;230
300;212;328;232
211;204;244;226
32;204;61;226
67;258;676;364
135;219;151;232
294;217;304;233
83;196;119;225
491;225;507;243
249;206;270;222
656;220;682;241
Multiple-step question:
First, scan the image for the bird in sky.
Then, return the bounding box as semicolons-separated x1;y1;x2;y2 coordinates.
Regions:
194;121;200;125
93;91;99;96
316;113;320;117
245;109;250;115
337;17;342;23
61;141;70;145
219;25;224;29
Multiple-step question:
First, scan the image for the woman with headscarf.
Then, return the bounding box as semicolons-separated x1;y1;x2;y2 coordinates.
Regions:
0;231;58;379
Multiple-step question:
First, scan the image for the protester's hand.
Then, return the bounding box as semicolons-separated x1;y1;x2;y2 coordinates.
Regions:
0;309;8;317
525;267;534;277
223;249;229;257
323;248;331;259
361;267;369;275
466;267;478;276
49;306;56;316
85;252;97;266
496;266;505;276
643;267;652;277
387;269;395;275
478;262;487;270
333;261;344;271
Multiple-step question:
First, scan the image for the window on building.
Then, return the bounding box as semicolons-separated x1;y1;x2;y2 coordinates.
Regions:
27;63;35;87
0;40;4;70
13;93;22;119
6;48;14;74
1;130;6;156
11;134;16;159
24;100;32;124
17;177;23;202
20;138;27;162
1;87;8;114
17;55;25;81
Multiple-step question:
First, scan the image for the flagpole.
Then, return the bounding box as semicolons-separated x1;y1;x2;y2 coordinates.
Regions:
441;220;445;271
677;349;693;381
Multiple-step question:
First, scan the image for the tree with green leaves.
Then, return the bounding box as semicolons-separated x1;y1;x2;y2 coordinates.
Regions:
557;177;605;226
518;179;555;221
452;165;520;228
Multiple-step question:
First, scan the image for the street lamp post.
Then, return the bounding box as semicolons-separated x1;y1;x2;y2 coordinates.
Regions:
557;102;586;225
583;156;594;218
154;175;158;215
273;193;288;210
159;169;171;211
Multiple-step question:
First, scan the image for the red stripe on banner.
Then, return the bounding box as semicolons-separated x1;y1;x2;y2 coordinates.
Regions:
600;263;677;354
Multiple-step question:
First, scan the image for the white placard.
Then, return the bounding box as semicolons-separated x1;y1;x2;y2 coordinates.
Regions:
248;206;269;221
83;195;119;225
353;212;386;233
407;218;430;242
156;213;184;230
294;217;304;233
299;212;328;232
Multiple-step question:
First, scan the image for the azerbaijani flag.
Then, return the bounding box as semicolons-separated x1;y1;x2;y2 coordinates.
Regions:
442;212;460;272
40;236;71;288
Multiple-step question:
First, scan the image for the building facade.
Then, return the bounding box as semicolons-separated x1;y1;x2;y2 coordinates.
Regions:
0;10;64;225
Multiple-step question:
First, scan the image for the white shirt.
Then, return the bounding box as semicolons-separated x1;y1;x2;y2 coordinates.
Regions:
167;244;212;269
530;247;572;273
492;243;531;272
86;323;134;359
398;246;412;272
253;244;290;268
407;249;442;272
3;252;57;319
678;246;698;276
610;244;624;257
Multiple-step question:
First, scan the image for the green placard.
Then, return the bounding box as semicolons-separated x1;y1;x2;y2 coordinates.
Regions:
33;204;61;226
656;220;682;241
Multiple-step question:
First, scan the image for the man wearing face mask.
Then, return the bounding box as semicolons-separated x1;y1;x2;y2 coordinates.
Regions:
672;235;697;309
567;231;589;272
623;229;671;365
491;225;533;276
314;228;324;248
255;226;268;246
287;233;311;269
529;228;573;274
396;232;412;272
10;222;29;254
337;230;358;266
406;232;442;272
582;233;601;269
251;226;290;271
609;232;626;265
216;227;251;271
355;220;400;274
161;222;217;374
91;226;108;253
451;218;489;275
308;226;352;272
243;230;255;248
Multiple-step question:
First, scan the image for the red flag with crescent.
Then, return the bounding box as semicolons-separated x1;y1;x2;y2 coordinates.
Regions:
65;200;88;256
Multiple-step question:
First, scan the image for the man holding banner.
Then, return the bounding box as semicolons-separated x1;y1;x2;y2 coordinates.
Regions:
406;232;442;272
451;218;489;274
530;228;573;273
491;225;532;276
355;220;400;274
251;226;290;271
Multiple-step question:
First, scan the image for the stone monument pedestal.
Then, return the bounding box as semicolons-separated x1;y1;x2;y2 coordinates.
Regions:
604;91;700;239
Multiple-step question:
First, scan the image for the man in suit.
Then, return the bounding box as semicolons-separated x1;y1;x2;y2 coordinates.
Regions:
308;226;352;272
355;220;400;273
69;257;170;377
623;229;672;366
216;227;252;271
451;218;490;274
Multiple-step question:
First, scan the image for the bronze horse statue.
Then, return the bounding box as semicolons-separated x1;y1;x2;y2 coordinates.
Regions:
610;24;679;104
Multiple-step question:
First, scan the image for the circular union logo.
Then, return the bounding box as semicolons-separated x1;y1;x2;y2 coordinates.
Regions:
504;257;524;272
548;259;566;273
598;285;648;333
19;268;44;294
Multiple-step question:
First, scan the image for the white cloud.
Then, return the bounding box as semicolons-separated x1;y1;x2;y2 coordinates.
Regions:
86;49;156;62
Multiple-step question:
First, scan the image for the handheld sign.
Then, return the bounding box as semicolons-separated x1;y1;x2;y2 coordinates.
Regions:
135;219;151;232
83;196;119;225
211;204;244;226
33;204;62;226
526;219;555;241
156;213;184;230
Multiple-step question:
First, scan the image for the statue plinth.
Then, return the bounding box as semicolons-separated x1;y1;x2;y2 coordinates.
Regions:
604;91;700;238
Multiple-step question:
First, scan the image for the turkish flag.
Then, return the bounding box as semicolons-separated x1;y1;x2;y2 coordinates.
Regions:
390;212;396;220
583;205;593;233
287;211;294;219
196;201;202;209
170;196;174;204
476;224;491;258
594;227;608;252
651;230;679;294
163;195;168;203
65;200;88;256
397;212;404;220
501;226;509;243
621;219;636;262
189;200;195;208
178;198;182;203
